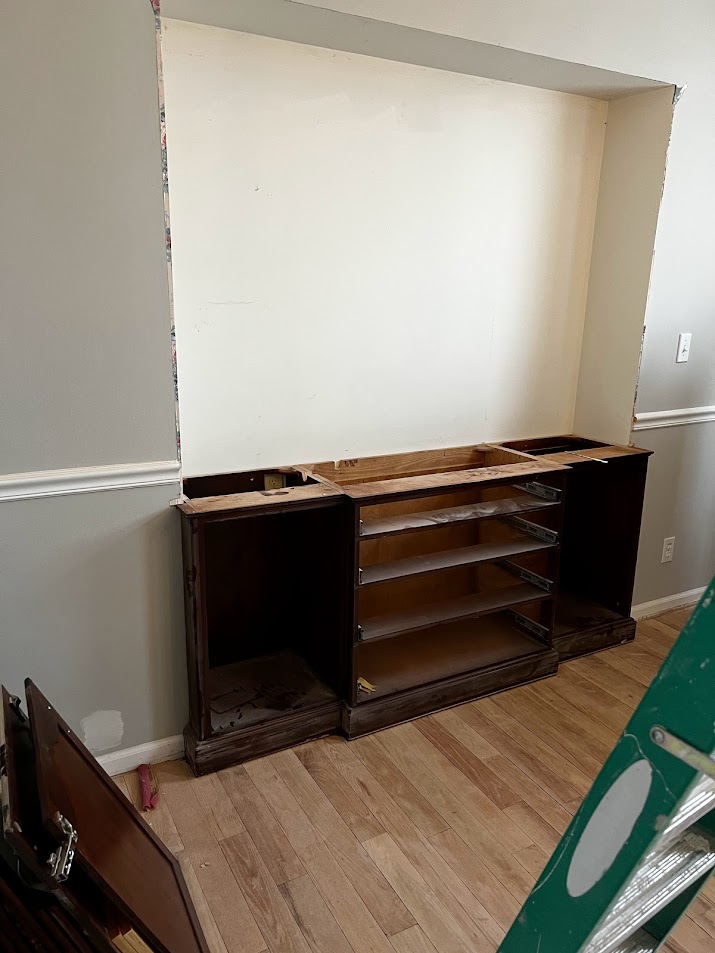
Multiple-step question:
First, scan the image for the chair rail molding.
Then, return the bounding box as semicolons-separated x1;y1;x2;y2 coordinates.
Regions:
0;460;181;503
633;405;715;431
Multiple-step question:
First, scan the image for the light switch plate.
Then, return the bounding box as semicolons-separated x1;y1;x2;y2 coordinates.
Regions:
676;332;692;363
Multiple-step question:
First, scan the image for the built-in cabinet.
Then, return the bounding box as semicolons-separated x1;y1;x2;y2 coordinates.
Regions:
178;438;651;775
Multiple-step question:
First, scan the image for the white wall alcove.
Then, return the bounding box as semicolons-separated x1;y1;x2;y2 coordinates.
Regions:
160;0;677;478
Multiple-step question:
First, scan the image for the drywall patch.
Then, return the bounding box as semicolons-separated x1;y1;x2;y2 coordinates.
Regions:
81;710;124;753
566;759;652;897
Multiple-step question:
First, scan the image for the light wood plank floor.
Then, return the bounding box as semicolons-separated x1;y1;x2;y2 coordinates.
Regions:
118;607;713;953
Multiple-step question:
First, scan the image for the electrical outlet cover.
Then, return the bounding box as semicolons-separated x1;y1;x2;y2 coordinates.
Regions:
264;473;287;490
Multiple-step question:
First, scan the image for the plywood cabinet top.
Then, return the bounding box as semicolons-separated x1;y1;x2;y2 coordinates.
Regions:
177;480;341;517
175;437;649;516
535;444;652;465
300;444;567;501
322;459;567;500
495;434;652;466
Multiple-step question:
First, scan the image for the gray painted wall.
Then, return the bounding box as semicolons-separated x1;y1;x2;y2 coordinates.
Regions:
0;485;186;750
632;426;715;605
0;0;177;472
1;0;182;752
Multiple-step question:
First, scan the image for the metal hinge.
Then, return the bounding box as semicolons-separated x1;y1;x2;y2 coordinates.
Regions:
47;813;78;883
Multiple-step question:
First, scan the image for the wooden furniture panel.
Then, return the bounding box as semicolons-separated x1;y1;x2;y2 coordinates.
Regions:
1;684;210;953
355;612;552;696
307;444;512;483
344;647;559;738
358;583;551;643
177;438;647;771
499;436;651;659
179;468;342;517
25;681;208;953
359;493;558;539
1;688;119;953
330;461;566;501
359;535;553;585
340;457;565;730
179;467;346;774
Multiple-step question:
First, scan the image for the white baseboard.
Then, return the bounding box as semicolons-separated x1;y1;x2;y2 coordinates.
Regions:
97;734;184;777
632;587;705;621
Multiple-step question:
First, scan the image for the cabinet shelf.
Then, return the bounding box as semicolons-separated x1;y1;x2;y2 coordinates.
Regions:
207;651;337;734
358;582;549;642
359;535;554;586
359;494;557;539
356;613;549;701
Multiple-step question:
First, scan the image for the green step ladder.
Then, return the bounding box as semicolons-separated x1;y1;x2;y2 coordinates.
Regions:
499;580;715;953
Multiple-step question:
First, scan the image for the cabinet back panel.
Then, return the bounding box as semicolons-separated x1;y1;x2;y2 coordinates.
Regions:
203;509;342;688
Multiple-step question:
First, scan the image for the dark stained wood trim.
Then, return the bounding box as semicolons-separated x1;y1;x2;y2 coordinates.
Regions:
184;701;341;776
553;617;636;661
342;649;559;738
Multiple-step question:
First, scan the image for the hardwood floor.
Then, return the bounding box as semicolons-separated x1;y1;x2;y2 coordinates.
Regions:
118;608;712;953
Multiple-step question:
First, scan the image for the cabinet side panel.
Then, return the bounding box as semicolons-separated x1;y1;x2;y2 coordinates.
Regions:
181;516;209;738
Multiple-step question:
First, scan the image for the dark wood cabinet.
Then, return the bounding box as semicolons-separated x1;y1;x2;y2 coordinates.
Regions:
177;438;650;775
179;472;346;775
499;436;651;659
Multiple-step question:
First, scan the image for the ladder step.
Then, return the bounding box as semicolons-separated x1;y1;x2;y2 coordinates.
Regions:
610;930;658;953
584;829;715;953
662;774;715;844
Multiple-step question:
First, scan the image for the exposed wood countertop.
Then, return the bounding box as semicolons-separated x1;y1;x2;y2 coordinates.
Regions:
178;481;342;517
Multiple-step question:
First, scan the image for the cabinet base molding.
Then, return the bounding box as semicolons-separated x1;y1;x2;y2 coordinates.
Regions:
184;701;341;775
342;648;559;738
553;616;636;661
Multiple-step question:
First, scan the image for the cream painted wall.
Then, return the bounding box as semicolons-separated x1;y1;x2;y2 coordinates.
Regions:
162;20;607;476
573;87;674;443
292;0;715;602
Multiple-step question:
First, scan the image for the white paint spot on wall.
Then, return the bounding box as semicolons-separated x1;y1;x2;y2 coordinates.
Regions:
81;710;124;754
567;759;652;897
